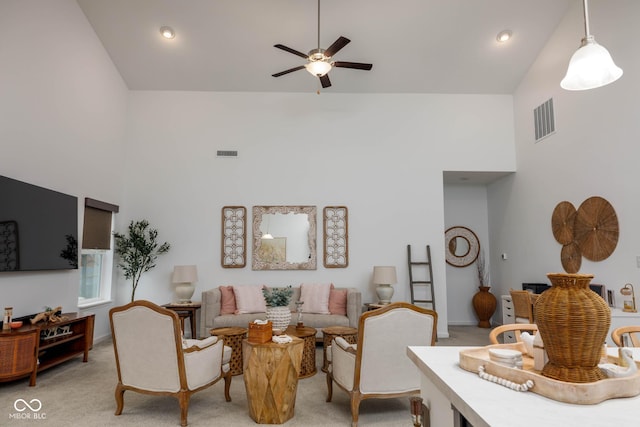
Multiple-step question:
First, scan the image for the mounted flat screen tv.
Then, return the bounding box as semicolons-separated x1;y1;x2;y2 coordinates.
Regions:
0;175;78;271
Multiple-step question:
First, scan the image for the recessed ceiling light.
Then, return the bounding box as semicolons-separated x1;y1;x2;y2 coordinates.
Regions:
160;26;175;39
496;30;512;43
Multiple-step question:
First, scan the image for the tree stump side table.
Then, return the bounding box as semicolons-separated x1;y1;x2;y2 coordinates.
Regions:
242;337;303;424
285;326;317;378
321;326;358;373
210;327;247;376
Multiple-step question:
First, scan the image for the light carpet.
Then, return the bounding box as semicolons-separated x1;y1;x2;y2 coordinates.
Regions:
1;326;490;426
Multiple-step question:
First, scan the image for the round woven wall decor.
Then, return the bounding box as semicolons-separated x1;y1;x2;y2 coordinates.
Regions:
444;226;480;267
560;241;582;274
574;196;619;262
551;201;577;245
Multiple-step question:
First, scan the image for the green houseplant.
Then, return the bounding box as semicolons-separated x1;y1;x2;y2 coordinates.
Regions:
262;285;293;331
114;220;171;302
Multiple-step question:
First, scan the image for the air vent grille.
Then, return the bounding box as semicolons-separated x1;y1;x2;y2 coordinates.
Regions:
534;98;555;142
216;150;238;158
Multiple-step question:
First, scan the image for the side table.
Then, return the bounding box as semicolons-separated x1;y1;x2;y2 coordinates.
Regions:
162;302;201;338
210;327;247;376
285;326;317;378
321;325;358;373
242;337;303;424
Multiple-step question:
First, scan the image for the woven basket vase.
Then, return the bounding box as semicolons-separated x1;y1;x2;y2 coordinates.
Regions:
534;273;611;383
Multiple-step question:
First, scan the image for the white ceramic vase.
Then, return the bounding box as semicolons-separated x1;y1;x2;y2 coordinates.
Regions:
266;306;291;331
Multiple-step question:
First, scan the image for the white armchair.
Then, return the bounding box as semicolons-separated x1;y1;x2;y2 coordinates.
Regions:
326;302;437;427
109;300;232;426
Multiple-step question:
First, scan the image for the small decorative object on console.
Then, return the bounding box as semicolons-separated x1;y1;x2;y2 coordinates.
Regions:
30;306;65;324
3;307;12;331
10;321;22;329
621;283;637;313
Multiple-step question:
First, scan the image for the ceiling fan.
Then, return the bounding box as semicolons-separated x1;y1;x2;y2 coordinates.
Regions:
271;0;373;89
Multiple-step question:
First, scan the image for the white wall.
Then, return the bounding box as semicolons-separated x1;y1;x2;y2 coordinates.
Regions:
0;1;518;341
444;184;495;325
488;0;640;319
118;91;516;338
0;1;128;340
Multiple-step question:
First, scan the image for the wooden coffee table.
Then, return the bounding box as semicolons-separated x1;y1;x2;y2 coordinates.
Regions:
210;327;247;376
321;325;358;373
285;326;317;378
242;337;303;424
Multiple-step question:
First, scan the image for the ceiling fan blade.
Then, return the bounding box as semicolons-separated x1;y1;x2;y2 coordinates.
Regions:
274;44;309;59
333;61;373;71
319;74;331;88
272;66;306;78
324;36;350;57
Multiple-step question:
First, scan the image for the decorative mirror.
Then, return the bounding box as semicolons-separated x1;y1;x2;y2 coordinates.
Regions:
444;226;480;267
221;206;246;268
252;206;317;270
323;206;348;268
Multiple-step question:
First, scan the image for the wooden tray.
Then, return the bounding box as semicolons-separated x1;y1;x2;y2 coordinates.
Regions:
459;343;640;404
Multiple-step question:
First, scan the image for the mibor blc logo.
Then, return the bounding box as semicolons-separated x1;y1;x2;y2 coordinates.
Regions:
10;398;46;420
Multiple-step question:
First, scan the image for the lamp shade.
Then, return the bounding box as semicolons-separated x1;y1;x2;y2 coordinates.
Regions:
305;60;332;77
372;266;397;285
172;265;198;283
561;37;623;90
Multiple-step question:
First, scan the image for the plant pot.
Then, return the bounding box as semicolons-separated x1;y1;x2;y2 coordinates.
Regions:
472;286;497;328
266;306;292;331
534;273;611;383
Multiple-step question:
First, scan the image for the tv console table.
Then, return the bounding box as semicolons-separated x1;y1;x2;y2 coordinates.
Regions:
0;312;94;386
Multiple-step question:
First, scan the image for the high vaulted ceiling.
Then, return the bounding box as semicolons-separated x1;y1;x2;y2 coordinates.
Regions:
76;0;572;94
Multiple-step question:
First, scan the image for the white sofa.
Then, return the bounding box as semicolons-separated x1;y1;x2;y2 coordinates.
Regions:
200;286;362;340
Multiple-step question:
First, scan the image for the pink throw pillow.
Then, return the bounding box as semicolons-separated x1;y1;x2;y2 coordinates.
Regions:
300;283;331;314
233;285;267;314
329;286;348;315
219;285;237;315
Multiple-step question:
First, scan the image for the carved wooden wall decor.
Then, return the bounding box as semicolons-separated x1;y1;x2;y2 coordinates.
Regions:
221;206;246;268
252;205;317;271
551;196;619;273
323;206;348;268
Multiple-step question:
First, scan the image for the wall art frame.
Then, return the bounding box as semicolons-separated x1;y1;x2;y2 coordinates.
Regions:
221;206;247;268
323;206;348;268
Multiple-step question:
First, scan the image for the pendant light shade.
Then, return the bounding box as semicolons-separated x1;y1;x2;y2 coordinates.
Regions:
561;36;623;90
561;0;622;91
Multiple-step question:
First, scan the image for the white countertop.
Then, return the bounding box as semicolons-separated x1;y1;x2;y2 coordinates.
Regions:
407;346;640;427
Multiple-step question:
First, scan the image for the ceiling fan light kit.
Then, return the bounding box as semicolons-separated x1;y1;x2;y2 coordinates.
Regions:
271;0;372;89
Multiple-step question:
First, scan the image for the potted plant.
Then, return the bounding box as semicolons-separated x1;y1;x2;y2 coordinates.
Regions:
262;285;293;331
471;250;497;328
114;220;171;302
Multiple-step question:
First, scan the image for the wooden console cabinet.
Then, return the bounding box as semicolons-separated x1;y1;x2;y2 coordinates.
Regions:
0;312;94;386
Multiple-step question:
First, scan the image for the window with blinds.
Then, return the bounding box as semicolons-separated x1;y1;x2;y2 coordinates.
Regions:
79;198;118;306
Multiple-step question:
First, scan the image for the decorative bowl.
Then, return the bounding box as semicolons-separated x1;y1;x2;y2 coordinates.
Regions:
10;321;23;329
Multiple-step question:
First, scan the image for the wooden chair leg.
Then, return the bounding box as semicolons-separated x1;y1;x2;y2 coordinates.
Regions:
326;372;333;402
178;391;191;427
114;383;125;415
350;392;362;427
223;372;232;402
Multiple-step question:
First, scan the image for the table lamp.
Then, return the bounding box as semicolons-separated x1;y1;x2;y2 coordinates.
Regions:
373;266;397;304
621;283;637;313
172;265;198;303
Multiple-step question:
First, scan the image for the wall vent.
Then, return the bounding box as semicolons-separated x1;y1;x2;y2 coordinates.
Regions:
216;150;238;158
534;98;555;142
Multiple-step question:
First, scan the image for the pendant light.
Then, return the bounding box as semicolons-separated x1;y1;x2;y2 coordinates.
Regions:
561;0;622;91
